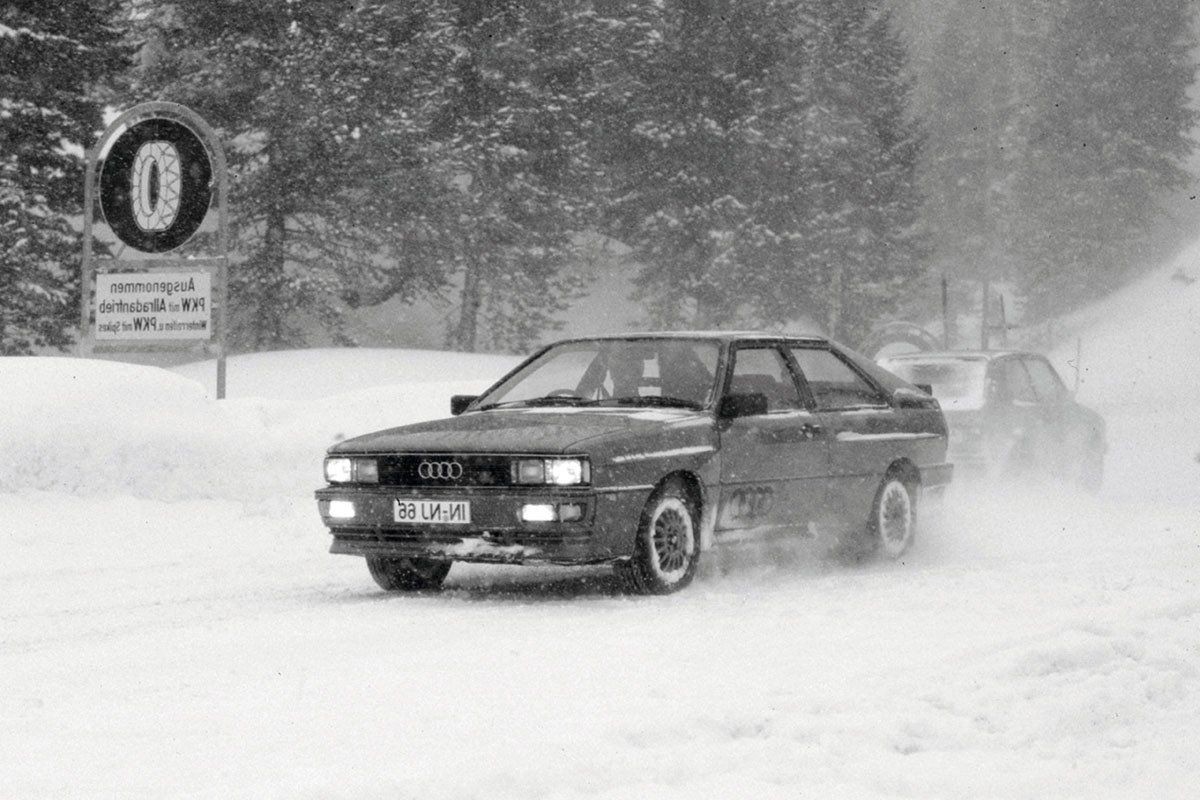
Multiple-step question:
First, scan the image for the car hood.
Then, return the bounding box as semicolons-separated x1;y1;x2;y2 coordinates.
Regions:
329;407;711;455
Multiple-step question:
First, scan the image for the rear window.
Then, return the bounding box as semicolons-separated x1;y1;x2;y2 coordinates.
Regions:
879;358;987;410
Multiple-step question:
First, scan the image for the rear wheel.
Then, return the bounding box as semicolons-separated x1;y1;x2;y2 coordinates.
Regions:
870;476;916;559
617;479;700;595
366;556;451;592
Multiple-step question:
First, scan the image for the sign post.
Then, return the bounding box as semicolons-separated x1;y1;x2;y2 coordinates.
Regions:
81;102;230;398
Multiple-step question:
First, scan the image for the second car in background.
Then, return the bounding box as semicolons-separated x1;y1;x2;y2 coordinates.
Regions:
878;350;1106;491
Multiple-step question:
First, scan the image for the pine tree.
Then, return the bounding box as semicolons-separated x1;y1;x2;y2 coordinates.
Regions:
126;0;607;353
762;1;924;344
919;0;1031;288
601;0;782;327
126;0;452;349
0;1;126;354
1014;0;1197;317
605;0;923;343
917;0;1198;322
433;0;605;352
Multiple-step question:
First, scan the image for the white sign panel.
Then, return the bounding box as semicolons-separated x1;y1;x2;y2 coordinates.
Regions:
95;272;212;340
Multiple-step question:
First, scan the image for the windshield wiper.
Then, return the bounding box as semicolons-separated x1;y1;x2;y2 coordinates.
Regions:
476;396;598;411
607;395;703;410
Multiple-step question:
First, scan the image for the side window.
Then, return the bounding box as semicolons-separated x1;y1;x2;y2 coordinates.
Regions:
998;358;1037;403
1022;357;1067;403
790;347;885;410
728;347;802;411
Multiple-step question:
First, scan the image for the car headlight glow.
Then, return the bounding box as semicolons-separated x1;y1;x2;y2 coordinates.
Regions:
325;458;353;483
520;503;557;522
324;457;379;484
547;458;585;486
512;457;589;485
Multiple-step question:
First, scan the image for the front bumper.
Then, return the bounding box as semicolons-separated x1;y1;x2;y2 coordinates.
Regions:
314;485;652;565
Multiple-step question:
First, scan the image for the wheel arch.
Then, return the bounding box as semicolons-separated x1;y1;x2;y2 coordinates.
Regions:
885;458;921;492
651;470;712;550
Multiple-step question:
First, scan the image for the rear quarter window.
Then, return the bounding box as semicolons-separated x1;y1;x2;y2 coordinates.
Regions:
791;347;885;410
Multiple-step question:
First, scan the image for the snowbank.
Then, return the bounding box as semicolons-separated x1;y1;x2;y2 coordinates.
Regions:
171;346;519;400
0;357;260;500
1045;245;1200;504
0;349;518;502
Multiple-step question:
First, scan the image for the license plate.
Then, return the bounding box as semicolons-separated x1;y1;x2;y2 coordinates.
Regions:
394;499;472;524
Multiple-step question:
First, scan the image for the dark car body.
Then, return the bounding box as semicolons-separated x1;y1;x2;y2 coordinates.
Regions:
877;350;1106;489
316;333;953;581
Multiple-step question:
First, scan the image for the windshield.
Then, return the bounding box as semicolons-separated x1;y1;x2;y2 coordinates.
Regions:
879;358;988;410
476;339;721;411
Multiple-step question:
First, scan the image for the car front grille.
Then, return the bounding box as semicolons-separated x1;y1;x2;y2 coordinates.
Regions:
375;454;514;488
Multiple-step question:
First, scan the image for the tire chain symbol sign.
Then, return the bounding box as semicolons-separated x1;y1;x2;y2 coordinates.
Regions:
100;118;213;253
131;141;182;232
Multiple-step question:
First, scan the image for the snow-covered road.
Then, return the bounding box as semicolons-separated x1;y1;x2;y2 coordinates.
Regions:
4;473;1198;799
4;254;1200;798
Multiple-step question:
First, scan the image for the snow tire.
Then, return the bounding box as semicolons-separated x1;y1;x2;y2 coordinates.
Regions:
366;556;451;592
618;478;700;595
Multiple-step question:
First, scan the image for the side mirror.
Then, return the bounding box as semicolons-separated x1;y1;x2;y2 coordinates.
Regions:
893;388;931;409
719;392;768;419
450;395;478;416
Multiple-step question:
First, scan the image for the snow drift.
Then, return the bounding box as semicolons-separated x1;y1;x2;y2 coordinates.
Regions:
0;348;519;501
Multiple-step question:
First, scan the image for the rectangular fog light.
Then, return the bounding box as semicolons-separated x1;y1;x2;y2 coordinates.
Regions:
520;503;557;523
328;500;356;520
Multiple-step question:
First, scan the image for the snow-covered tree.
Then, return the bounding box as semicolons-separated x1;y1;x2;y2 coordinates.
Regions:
126;0;452;349
919;0;1032;288
126;0;608;353
603;0;923;343
1014;0;1197;317
917;0;1197;321
429;0;605;353
0;1;125;354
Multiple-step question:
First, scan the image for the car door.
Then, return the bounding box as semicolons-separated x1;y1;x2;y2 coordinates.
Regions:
788;345;897;525
716;344;829;540
984;356;1042;468
1021;354;1085;470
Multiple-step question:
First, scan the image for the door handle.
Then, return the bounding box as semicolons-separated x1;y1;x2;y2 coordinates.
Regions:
801;423;823;439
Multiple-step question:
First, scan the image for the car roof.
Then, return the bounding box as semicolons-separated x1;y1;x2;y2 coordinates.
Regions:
554;331;828;345
879;349;1034;362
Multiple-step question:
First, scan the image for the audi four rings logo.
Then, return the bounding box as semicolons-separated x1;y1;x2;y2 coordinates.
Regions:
418;461;464;480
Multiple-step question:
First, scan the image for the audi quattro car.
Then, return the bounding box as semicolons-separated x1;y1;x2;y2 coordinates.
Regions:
316;332;953;594
878;350;1105;490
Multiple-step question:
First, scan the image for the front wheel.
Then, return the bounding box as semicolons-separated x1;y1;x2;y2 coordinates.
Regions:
617;480;700;595
870;477;916;559
366;556;451;592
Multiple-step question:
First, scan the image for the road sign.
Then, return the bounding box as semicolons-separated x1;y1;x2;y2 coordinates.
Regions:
95;271;213;340
81;103;231;398
99;118;213;254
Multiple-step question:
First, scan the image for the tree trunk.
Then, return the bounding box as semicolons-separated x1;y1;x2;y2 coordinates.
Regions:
454;255;482;352
826;262;844;340
693;284;726;328
260;200;288;347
